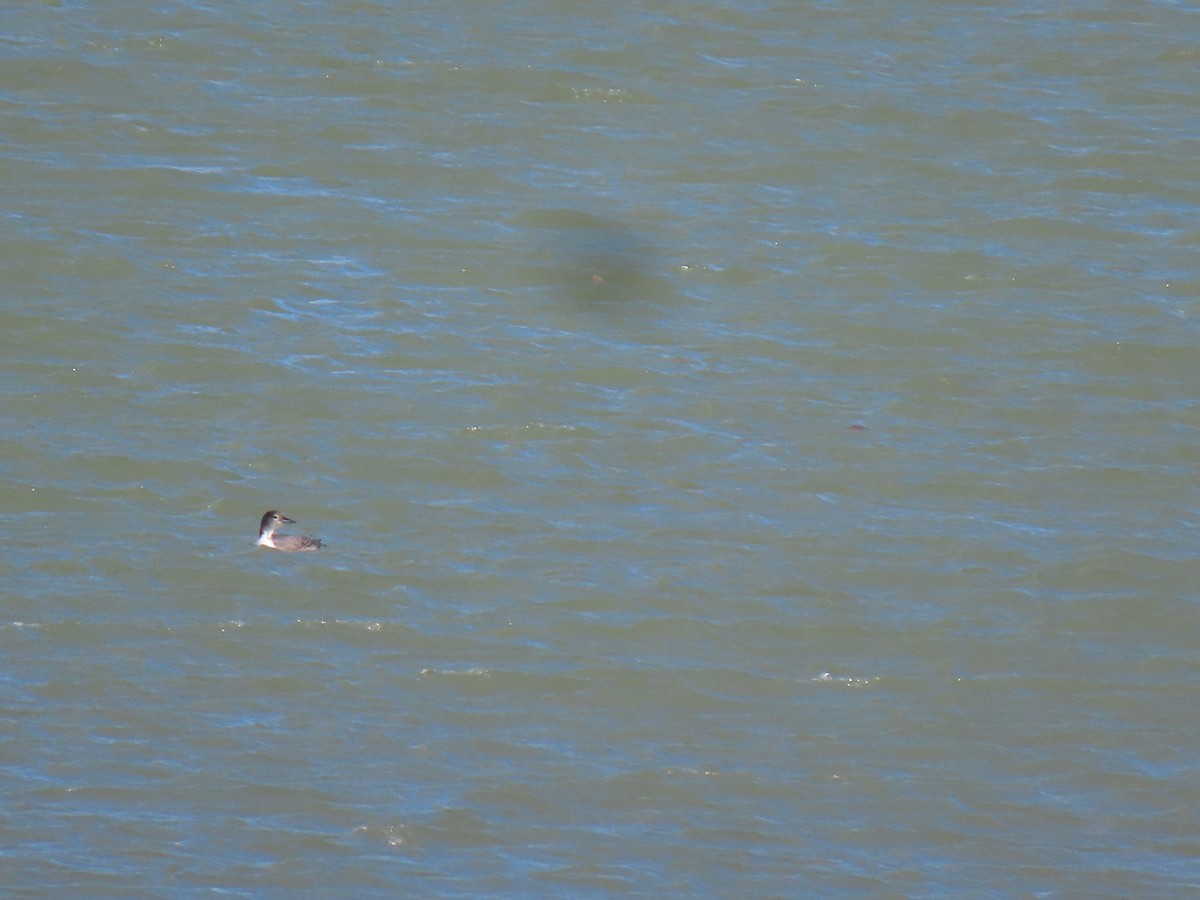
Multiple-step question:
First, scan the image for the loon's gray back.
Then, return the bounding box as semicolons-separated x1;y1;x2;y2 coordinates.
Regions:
272;533;322;552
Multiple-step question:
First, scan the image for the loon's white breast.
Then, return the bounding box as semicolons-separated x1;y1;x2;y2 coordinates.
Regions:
255;510;323;552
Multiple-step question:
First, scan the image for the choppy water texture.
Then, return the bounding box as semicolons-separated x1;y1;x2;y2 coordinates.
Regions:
3;1;1200;896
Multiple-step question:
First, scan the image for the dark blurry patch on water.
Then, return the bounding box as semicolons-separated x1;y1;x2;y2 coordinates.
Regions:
514;208;667;317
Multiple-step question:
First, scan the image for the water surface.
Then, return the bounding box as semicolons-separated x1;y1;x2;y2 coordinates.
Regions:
3;1;1199;896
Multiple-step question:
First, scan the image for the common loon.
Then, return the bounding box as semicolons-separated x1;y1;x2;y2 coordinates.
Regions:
255;510;323;552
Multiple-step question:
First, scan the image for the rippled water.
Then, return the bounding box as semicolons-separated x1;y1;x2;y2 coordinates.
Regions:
4;1;1200;896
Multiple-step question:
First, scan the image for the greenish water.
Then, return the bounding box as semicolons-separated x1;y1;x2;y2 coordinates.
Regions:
3;1;1199;896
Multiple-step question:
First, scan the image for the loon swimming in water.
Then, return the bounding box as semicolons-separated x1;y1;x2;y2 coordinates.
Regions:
255;510;323;552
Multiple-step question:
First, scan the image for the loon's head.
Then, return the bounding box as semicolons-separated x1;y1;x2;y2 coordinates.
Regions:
259;510;294;535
